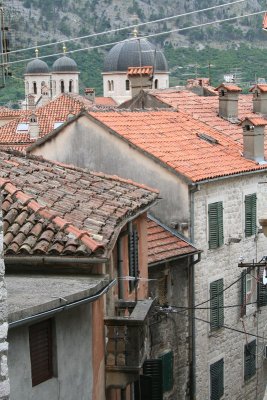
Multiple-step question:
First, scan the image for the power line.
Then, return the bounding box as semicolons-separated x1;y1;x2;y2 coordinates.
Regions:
4;0;248;57
3;9;266;67
167;301;257;310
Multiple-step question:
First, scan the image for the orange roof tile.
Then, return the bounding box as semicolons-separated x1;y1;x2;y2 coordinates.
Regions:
249;84;267;93
147;216;198;265
90;109;267;183
241;117;267;126
128;66;153;76
215;83;242;92
94;97;117;106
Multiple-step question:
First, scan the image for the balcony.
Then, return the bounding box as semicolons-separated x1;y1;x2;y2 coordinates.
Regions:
105;299;154;388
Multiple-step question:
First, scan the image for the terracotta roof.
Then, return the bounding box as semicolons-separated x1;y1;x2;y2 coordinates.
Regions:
147;216;198;265
0;151;158;258
249;84;267;93
94;97;117;106
215;83;242;92
128;66;153;76
0;107;22;118
241;117;267;126
90;109;267;182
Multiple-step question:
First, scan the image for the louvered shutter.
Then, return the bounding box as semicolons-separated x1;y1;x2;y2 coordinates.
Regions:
134;375;152;400
241;270;247;316
257;269;267;307
245;194;257;237
210;279;224;330
244;340;256;380
159;351;173;392
143;359;163;400
128;228;139;291
29;319;53;387
209;202;224;249
210;358;224;400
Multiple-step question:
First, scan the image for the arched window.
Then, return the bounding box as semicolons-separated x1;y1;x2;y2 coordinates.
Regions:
26;82;29;94
154;79;158;89
108;80;111;91
111;80;114;91
126;79;130;91
69;80;73;93
60;80;65;93
29;114;37;123
33;82;37;94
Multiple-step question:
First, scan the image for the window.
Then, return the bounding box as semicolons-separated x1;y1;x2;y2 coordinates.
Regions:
142;359;163;400
128;226;139;292
111;80;114;91
159;351;173;392
244;340;256;380
245;193;257;237
108;80;111;91
154;79;158;89
210;278;224;331
208;202;224;249
125;79;130;91
69;80;73;93
60;80;65;93
241;269;253;316
33;82;37;94
210;358;224;400
257;268;267;307
29;319;53;386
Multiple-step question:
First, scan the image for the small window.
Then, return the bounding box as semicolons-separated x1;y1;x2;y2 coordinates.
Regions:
111;80;114;91
244;340;256;381
33;82;37;94
60;80;65;93
208;202;224;249
210;278;224;331
108;80;111;91
128;226;139;292
125;79;130;91
241;269;254;316
29;319;53;386
245;193;257;237
154;79;158;89
220;89;225;97
69;80;73;93
210;358;224;400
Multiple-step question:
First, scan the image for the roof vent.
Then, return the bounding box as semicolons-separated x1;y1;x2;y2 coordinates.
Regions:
197;132;219;144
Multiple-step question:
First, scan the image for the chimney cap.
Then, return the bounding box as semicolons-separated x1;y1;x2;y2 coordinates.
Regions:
249;84;267;93
240;117;267;127
215;83;242;92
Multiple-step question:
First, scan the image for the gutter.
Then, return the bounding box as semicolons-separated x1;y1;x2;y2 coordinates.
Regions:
191;167;267;186
9;278;117;329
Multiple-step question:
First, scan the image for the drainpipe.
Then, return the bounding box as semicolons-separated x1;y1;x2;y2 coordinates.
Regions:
189;184;201;400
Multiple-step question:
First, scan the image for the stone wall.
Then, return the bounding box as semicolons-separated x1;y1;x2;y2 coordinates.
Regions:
0;209;9;399
193;172;267;400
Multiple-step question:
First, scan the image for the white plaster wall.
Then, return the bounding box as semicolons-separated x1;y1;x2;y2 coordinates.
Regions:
8;303;92;400
193;173;267;400
24;74;51;98
103;72;169;104
51;73;79;98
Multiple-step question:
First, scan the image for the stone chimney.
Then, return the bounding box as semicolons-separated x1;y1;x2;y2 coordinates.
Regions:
249;84;267;115
29;113;39;139
241;117;267;162
27;94;36;111
84;88;95;102
41;84;50;106
215;83;242;120
127;66;153;98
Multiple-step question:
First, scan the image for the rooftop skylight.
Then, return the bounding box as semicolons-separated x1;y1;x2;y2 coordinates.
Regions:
16;123;29;132
197;132;219;145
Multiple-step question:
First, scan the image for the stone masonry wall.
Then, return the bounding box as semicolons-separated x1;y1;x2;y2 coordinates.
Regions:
193;172;267;400
0;209;9;399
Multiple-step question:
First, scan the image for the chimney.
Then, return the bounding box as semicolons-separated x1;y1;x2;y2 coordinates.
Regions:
127;66;153;98
249;84;267;115
215;83;242;120
29;113;39;139
84;88;95;102
41;84;50;106
241;117;267;162
27;94;36;111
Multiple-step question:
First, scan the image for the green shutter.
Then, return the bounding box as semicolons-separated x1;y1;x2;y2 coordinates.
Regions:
210;279;224;330
128;228;139;291
245;194;257;237
241;270;247;317
159;351;173;392
143;359;163;400
244;340;256;380
210;358;224;400
209;202;224;249
257;269;267;307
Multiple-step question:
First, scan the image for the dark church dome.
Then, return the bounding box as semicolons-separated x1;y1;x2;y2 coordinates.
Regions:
103;37;168;73
52;56;78;73
25;59;49;74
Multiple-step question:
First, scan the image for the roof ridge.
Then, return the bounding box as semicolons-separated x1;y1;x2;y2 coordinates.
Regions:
0;177;103;253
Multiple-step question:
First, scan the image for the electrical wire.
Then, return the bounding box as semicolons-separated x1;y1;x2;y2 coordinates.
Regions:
3;0;248;57
165;302;257;310
3;9;267;67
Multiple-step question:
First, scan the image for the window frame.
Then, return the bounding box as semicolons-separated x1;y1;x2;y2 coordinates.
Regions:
208;201;224;249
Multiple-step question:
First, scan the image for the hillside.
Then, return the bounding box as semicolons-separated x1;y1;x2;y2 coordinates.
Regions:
1;0;267;105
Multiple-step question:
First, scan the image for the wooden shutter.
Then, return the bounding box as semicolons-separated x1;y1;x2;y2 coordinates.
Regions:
210;358;224;400
143;359;163;400
159;351;173;392
128;228;139;291
240;270;247;316
135;375;152;400
210;279;224;330
245;194;257;237
208;202;224;249
29;319;53;387
257;268;267;307
244;340;256;380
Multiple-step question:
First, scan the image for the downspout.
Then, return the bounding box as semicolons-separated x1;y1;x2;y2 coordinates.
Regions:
189;184;201;400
